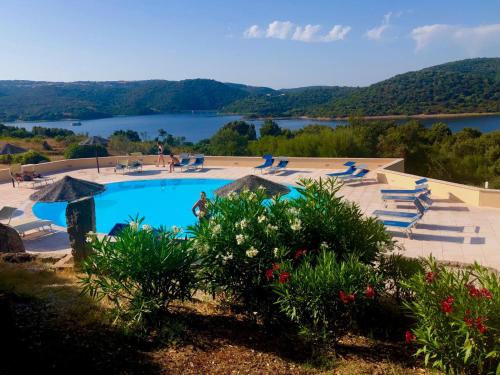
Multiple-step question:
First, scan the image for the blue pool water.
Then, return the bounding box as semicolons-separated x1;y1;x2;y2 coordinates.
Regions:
33;178;298;234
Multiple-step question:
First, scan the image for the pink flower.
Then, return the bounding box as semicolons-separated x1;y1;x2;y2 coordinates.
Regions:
265;269;274;281
365;285;375;299
425;272;436;283
480;288;493;299
339;290;355;304
405;330;416;343
279;272;290;284
441;296;454;314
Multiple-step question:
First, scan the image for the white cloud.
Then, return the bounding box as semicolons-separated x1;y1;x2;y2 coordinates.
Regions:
411;23;500;52
266;20;294;39
292;24;321;42
365;11;401;41
243;21;351;43
322;25;352;41
244;25;263;39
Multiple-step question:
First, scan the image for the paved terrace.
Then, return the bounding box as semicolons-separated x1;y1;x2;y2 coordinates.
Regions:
1;164;499;270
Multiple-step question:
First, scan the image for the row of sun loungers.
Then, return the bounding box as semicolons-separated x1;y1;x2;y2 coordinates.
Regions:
373;178;434;238
0;206;54;237
253;155;289;174
114;154;205;174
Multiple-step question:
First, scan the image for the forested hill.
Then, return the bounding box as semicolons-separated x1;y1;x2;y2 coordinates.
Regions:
223;58;500;117
0;58;498;122
0;79;271;122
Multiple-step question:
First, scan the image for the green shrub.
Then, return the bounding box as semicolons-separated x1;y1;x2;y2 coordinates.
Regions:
402;257;500;374
64;144;108;159
13;150;49;164
377;254;425;301
81;219;198;328
274;251;380;351
191;178;392;318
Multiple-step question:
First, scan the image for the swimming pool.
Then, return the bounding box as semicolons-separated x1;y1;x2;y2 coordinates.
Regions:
32;178;297;234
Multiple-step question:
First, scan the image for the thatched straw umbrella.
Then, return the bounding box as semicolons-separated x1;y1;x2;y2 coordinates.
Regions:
214;175;290;198
30;176;106;262
0;143;27;155
79;136;108;173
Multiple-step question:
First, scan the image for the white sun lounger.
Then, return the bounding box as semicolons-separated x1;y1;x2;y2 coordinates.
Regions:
12;219;53;237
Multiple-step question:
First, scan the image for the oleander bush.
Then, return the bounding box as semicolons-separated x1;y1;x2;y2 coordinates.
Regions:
402;257;500;374
273;251;381;352
191;177;393;318
81;219;198;328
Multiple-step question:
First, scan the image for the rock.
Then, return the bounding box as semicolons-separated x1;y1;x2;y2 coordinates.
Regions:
0;252;34;263
66;196;96;263
0;223;25;253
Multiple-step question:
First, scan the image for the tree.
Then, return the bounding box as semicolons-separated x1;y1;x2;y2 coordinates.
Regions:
209;128;249;156
259;120;282;137
112;130;141;142
221;121;257;140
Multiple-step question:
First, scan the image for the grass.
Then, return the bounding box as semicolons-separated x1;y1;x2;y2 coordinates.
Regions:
0;260;436;374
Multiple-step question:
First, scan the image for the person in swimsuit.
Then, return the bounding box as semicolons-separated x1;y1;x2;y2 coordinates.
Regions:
168;153;180;173
192;191;208;221
156;142;165;167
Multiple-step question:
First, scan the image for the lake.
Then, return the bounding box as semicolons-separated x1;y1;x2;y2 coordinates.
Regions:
7;112;500;142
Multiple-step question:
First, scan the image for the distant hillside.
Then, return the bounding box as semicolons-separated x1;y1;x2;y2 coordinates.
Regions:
0;58;498;122
221;86;356;117
223;58;500;117
314;58;500;117
0;79;265;122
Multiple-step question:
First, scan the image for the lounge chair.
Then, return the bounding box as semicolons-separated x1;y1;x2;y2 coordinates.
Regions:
268;158;289;174
127;159;143;173
338;168;370;183
9;165;47;188
327;161;358;177
373;198;428;220
0;206;17;224
175;154;192;171
380;178;430;195
254;155;274;174
12;219;53;237
114;160;127;173
187;155;204;170
380;216;421;238
382;193;433;208
22;165;55;186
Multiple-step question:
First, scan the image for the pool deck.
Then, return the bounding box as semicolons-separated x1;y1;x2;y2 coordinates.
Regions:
1;165;500;270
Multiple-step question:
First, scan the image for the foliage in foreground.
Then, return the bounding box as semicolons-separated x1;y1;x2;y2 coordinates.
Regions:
402;258;500;374
274;251;380;350
190;177;392;318
81;220;198;327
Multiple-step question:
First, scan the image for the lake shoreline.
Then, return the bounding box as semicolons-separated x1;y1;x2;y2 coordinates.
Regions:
5;111;500;125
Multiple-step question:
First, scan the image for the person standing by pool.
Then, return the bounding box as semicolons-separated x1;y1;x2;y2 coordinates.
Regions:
168;153;180;173
156;141;165;168
192;191;208;221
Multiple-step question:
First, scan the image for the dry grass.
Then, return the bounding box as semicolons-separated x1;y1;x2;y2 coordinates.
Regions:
0;261;434;374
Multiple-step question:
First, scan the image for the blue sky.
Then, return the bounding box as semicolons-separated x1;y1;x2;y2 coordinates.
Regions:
0;0;499;88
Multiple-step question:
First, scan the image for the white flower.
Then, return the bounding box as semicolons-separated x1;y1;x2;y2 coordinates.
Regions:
129;221;139;231
290;218;302;231
238;219;248;229
236;234;246;245
142;224;152;232
289;207;299;215
221;253;233;264
266;224;278;233
273;247;279;258
320;242;329;251
246;246;259;258
228;192;237;200
248;192;256;200
257;215;266;223
212;224;221;234
257;185;266;190
85;236;93;243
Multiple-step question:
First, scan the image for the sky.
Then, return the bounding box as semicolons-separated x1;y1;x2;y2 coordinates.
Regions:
0;0;499;88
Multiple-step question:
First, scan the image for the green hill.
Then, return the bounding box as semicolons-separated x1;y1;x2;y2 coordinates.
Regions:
314;58;500;117
0;79;268;122
0;58;498;122
223;58;500;117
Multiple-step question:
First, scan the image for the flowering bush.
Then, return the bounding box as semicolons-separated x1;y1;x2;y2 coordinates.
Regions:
402;257;500;374
273;251;381;350
190;177;391;318
81;218;198;328
290;178;393;263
